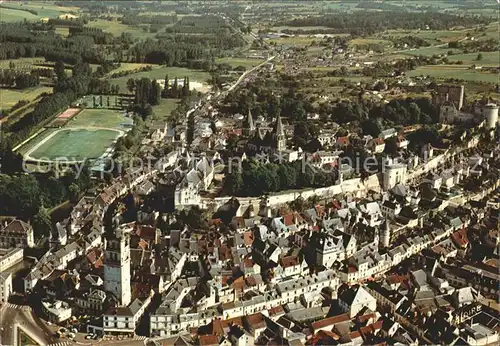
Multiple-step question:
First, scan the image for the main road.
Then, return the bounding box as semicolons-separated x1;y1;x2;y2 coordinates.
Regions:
0;303;54;346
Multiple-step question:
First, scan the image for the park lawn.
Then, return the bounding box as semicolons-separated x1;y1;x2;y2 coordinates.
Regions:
447;51;500;66
406;65;499;84
67;108;133;130
216;57;265;68
29;128;121;160
0;86;53;109
110;66;211;92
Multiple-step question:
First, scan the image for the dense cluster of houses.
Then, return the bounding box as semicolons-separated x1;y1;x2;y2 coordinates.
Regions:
0;82;499;346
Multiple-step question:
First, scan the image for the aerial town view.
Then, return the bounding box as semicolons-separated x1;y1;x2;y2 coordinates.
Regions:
0;1;499;345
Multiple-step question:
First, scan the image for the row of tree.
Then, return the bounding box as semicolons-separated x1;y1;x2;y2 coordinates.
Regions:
0;69;40;89
283;11;490;36
224;160;339;197
162;75;191;99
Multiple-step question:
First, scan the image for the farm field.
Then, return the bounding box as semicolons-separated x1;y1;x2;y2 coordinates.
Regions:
406;65;499;84
0;7;40;22
0;86;53;109
401;46;456;57
447;52;500;66
2;2;79;18
87;19;158;40
110;66;211;93
269;25;336;32
107;63;154;75
349;38;391;46
267;36;318;46
216;57;265;68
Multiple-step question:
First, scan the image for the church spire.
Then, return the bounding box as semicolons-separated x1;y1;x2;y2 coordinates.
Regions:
274;113;284;137
273;114;286;151
246;109;255;131
243;109;255;136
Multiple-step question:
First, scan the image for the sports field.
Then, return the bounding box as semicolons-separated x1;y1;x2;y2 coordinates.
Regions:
22;108;133;162
27;128;122;161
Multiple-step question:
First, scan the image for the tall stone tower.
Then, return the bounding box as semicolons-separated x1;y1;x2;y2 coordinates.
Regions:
104;225;132;306
381;220;391;248
273;114;286;152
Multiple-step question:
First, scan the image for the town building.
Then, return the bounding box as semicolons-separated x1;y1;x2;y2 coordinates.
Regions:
0;219;35;248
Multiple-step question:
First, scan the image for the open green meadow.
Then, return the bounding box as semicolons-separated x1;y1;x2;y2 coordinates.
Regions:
107;63;154;75
402;46;455;57
406;65;499;84
270;25;335;32
447;52;500;66
66;108;133;130
152;98;181;121
87;19;158;40
267;36;319;46
0;7;40;22
0;2;77;22
0;86;53;109
109;66;211;92
216;57;265;68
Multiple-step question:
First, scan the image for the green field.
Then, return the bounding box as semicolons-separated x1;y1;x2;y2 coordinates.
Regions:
216;57;265;68
107;63;154;75
28;128;121;160
110;66;211;92
407;65;499;84
267;36;319;46
0;7;40;22
67;108;133;130
447;51;500;66
21;108;133;161
87;19;158;40
270;25;336;32
0;2;78;22
0;86;53;109
152;98;181;121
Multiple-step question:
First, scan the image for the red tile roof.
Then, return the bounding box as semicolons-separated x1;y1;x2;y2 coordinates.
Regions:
268;305;284;316
136;225;156;240
280;255;300;268
451;228;469;248
199;334;219;345
283;213;294;226
311;313;350;330
243;231;254;246
337;136;350;146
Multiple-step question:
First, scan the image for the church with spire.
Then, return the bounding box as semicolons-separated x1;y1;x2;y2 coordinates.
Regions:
245;112;288;154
